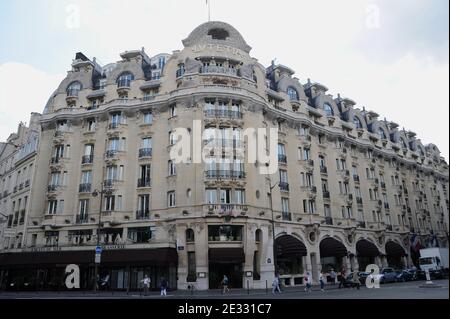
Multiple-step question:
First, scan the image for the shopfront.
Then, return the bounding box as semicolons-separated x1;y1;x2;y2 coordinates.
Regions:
0;248;178;291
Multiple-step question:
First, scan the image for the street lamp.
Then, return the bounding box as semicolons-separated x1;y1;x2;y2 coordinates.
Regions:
91;181;113;292
266;164;279;277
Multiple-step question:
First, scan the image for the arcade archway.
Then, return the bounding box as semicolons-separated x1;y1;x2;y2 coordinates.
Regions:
356;239;381;271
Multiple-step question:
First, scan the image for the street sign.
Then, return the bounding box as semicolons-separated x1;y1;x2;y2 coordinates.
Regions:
95;253;101;264
95;246;102;254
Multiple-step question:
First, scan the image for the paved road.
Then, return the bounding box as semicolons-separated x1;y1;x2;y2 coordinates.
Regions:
0;280;448;299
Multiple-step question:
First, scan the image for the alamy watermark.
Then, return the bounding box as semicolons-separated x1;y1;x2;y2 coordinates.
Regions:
169;120;279;175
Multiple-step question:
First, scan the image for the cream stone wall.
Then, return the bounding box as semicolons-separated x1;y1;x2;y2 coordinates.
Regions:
1;21;448;290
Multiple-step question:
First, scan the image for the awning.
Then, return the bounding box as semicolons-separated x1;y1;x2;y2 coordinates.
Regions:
209;248;245;264
356;239;381;258
0;248;178;269
275;235;307;259
386;241;406;257
319;238;348;258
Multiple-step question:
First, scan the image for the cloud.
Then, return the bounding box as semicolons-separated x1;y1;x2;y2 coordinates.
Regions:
0;62;64;140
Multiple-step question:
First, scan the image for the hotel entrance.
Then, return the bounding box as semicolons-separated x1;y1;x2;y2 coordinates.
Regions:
208;248;245;289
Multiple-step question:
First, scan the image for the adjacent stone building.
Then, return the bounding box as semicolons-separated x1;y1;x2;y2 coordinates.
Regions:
0;21;448;291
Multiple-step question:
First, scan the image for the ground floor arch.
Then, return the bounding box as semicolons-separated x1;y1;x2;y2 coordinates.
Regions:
275;235;307;286
356;239;381;271
385;241;407;269
320;237;348;274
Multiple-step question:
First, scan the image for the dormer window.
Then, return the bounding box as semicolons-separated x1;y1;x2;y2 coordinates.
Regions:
176;64;185;78
117;72;134;88
378;128;387;140
208;28;229;40
67;81;82;97
353;117;363;129
287;87;299;101
323;103;334;117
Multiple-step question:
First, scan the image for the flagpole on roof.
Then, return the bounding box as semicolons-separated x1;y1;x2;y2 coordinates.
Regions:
206;0;211;22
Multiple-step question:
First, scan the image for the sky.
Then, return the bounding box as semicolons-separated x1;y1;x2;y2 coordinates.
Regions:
0;0;448;160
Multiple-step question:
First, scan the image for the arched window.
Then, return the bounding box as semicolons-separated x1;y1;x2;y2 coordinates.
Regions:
353;116;363;129
186;228;195;243
67;81;82;96
378;128;387;140
323;103;334;117
117;72;134;87
287;87;299;101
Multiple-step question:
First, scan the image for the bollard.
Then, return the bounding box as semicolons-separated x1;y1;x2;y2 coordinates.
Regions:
247;280;250;295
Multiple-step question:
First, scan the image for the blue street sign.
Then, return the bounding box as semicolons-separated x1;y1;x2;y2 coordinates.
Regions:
95;246;102;254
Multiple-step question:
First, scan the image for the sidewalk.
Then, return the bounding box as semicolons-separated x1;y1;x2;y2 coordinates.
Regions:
0;284;345;298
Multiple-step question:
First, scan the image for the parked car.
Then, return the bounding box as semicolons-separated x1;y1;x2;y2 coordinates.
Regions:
396;270;415;282
343;273;366;288
379;268;398;284
357;272;371;285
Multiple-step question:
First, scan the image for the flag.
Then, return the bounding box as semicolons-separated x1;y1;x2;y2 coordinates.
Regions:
430;234;439;248
410;233;421;252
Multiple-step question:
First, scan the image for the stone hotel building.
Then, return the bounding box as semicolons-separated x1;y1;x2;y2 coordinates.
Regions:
0;21;448;291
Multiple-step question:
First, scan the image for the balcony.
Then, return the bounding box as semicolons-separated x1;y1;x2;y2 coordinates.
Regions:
105;150;119;159
353;175;360;183
281;212;292;222
338;170;350;178
204;109;243;120
279;182;290;192
206;204;248;217
47;185;59;193
79;183;92;193
108;121;126;130
138;148;153;159
278;154;287;164
325;217;333;225
301;159;314;168
75;215;89;224
137;179;152;188
200;65;238;77
117;79;131;89
81;155;94;165
176;68;185;78
205;170;246;180
66;89;79;103
103;180;117;189
320;166;328;174
51;157;62;164
136;210;150;220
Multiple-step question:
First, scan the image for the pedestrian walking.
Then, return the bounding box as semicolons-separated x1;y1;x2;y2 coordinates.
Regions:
338;268;346;289
319;271;325;292
141;275;151;296
329;269;336;285
160;277;168;296
272;276;281;294
221;275;230;294
352;270;360;290
304;272;312;293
